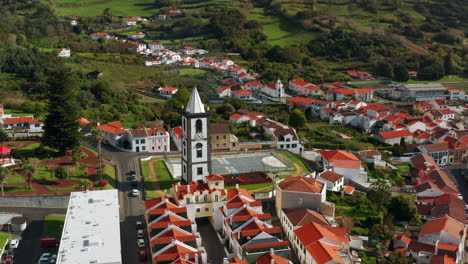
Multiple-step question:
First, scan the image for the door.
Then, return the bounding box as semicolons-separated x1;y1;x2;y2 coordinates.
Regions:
136;146;140;152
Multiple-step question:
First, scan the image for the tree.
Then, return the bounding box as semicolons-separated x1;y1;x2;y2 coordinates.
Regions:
389;195;421;225
71;149;83;176
0;128;8;143
41;67;81;154
22;158;36;189
388;251;412;264
367;180;391;210
393;64;409;82
81;179;93;191
55;166;69;179
444;53;457;75
289;109;307;129
418;63;445;81
0;166;8;196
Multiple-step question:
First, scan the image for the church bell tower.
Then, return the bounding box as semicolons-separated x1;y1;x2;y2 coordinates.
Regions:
181;87;212;183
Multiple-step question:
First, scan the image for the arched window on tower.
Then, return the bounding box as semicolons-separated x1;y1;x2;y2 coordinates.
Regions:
183;141;186;156
195;119;203;133
196;143;203;158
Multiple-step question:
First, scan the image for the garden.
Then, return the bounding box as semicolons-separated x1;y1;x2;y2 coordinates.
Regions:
0;141;116;195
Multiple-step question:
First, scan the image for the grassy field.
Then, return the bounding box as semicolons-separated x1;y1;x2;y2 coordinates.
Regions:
247;8;317;47
3;109;34;116
42;216;65;238
5;173;27;184
178;68;206;77
51;0;156;17
400;75;468;85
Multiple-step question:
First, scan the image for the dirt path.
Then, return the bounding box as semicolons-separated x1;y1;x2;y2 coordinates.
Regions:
275;152;305;176
146;159;165;197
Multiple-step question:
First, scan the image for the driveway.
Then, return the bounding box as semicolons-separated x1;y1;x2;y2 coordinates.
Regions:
0;207;66;264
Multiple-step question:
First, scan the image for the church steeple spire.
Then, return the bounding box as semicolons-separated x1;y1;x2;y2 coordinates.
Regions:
186;87;205;114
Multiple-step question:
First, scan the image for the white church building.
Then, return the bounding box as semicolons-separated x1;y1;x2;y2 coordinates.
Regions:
262;79;285;98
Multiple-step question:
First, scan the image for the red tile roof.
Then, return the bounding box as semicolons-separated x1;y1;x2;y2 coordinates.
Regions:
420;143;448;152
306;241;345;264
436;242;458;251
319;171;343;183
288;97;314;105
231;90;251;96
278;176;324;193
160;87;178;92
367;105;391;112
427;169;459;194
96;121;126;134
378;129;412;139
415;102;434;108
410;153;439;170
295;221;349;247
317;149;359;162
256;253;292;264
229;258;249;264
205;174;224;181
437;109;457;115
284;208;329;226
244;81;261;86
343;185;355;194
419;216;465;239
355;88;374;94
430;254;456;264
171;126;182;139
75;117;90;126
2;116;34;124
230;113;243;120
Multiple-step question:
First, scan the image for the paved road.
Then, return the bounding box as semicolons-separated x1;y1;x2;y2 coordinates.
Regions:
196;218;225;264
90;143;151;264
445;165;468;203
0;207;66;264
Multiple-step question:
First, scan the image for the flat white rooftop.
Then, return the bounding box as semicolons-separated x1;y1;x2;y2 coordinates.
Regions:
57;190;121;264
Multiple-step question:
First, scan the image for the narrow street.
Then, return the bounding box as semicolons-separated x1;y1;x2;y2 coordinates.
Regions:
445;165;468;203
196;218;225;264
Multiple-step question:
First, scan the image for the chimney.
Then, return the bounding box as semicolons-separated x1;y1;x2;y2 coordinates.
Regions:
271;259;275;264
175;184;178;192
236;183;239;189
223;258;229;264
194;253;199;264
185;253;189;260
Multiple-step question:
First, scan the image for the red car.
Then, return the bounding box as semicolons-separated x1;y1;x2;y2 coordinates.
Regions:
40;237;59;247
136;221;143;230
138;250;147;261
6;257;14;264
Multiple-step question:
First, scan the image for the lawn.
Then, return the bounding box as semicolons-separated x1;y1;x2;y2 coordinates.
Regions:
51;0;156;17
225;182;273;191
5;172;27;184
3;109;34;116
42;216;65;238
0;233;19;251
102;163;117;189
142;159;178;194
44;184;82;192
178;68;206;78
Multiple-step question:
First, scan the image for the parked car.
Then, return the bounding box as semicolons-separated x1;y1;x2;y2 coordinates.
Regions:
9;239;20;249
138;250;147;261
40;238;59;247
130;170;137;178
131;189;139;197
137;239;145;248
5;257;14;264
137;229;144;239
136;221;143;230
131;176;138;187
38;253;54;264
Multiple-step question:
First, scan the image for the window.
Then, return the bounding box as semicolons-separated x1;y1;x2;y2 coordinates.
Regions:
186;198;190;204
195;119;203;133
183;141;186;156
197;167;203;175
135;139;139;144
183;165;186;174
196;208;201;213
216;144;219;148
195;195;199;203
215;195;219;202
215;182;219;186
141;139;146;144
216;135;219;140
196;143;203;158
223;135;226;139
152;147;155;150
204;194;208;202
286;138;290;142
142;146;146;151
205;207;209;212
223;143;227;147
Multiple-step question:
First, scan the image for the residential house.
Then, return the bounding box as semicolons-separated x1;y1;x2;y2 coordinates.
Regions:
217;86;233;98
425;109;457;122
209;123;238;152
144;197;207;264
354;88;374;102
279;208;330;246
122;18;137;26
158;87;179;98
417;143;449;165
275;176;326;216
128;32;145;40
347;70;373;80
169;9;181;14
315;149;370;188
255;253;293;264
443;136;468;163
90;32;110;40
256;117;302;154
287;97;314;109
415;169;459;198
414;102;434;114
221;188;291;263
374;129;413;145
145;59;162;66
56;48;71;58
171;126;182;151
317;170;344;192
244;81;262;91
448;89;465;100
415;194;466;224
2;116;43;133
149;42;165;51
288;79;321;96
429;99;448;110
126;127;170;153
231;90;253;100
294;222;352;264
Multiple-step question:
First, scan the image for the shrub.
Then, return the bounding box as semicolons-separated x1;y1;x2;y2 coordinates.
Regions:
99;179;108;187
55;166;69;179
351;227;369;236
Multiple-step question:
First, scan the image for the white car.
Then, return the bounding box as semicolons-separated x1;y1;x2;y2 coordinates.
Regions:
9;238;20;249
137;238;145;248
38;253;51;264
137;229;144;239
131;189;139;197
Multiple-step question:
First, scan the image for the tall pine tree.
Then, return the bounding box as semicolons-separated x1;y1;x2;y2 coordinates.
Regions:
42;67;81;154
